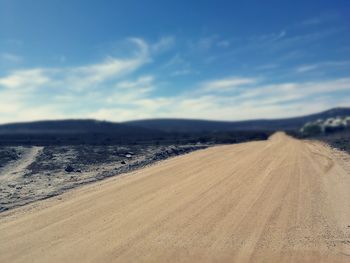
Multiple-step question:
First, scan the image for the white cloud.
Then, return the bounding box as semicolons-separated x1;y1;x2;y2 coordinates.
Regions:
152;36;175;53
217;40;230;48
274;28;342;50
201;77;257;92
171;69;194;76
116;75;154;89
164;53;195;76
189;36;219;52
296;60;350;73
251;30;287;43
0;34;349;124
0;38;152;123
105;76;155;104
301;18;322;26
237;28;341;56
87;76;350;122
197;37;215;51
164;54;187;67
256;64;279;70
0;38;149;92
188;36;230;53
296;65;319;73
195;36;233;51
2;39;23;46
59;56;66;63
299;14;339;27
0;86;65;123
0;69;50;89
69;38;149;89
0;53;22;63
224;78;350;104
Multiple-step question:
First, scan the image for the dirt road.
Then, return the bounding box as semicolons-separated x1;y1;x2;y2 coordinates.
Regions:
0;133;349;262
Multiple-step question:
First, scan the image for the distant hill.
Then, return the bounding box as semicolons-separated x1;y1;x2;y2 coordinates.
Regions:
0;119;156;135
0;107;349;145
0;120;164;145
124;108;350;133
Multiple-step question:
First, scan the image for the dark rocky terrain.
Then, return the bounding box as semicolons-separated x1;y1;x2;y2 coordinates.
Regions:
0;144;208;212
313;130;350;154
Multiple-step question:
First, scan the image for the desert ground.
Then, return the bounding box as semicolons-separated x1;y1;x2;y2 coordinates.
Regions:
0;133;349;262
0;144;207;211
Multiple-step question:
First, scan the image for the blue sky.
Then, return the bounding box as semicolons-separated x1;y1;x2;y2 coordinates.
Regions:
0;0;349;123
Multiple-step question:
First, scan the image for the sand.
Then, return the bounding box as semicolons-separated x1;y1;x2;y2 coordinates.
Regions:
0;132;349;262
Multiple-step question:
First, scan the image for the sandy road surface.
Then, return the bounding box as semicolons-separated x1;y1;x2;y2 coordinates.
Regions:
0;133;349;262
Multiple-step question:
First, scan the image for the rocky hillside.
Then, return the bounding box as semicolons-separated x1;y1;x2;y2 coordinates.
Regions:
300;116;350;136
